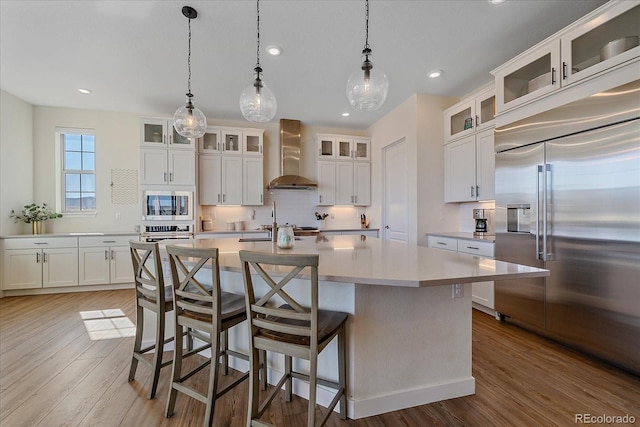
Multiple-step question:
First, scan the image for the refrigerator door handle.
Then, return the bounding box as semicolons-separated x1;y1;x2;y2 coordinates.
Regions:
537;165;543;260
544;163;553;261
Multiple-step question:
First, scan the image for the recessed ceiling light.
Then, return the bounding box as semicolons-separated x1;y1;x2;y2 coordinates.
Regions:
341;112;351;117
78;88;92;94
428;70;443;79
488;0;506;4
266;45;282;56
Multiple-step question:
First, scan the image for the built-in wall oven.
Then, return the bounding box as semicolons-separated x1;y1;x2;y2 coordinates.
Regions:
140;224;194;242
143;190;193;221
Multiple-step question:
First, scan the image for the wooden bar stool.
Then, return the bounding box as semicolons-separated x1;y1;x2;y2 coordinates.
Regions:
239;250;348;427
128;241;177;399
164;245;250;427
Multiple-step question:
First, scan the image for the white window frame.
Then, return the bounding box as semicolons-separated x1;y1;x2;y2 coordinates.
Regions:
55;127;98;217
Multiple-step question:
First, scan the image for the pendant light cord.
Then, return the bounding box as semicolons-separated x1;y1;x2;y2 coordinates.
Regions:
364;0;369;51
187;16;192;96
256;0;261;69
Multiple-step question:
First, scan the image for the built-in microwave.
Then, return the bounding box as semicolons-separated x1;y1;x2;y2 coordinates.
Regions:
143;190;193;221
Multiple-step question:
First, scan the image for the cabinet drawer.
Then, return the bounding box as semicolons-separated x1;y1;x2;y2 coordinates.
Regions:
79;235;137;248
4;237;78;250
457;240;494;257
427;236;458;252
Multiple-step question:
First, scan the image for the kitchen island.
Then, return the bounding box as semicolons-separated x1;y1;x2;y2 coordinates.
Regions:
157;235;548;419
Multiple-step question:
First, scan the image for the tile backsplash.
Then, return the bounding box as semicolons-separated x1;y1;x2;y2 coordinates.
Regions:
199;191;369;232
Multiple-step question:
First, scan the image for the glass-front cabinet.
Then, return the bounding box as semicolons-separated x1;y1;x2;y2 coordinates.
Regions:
141;118;194;149
493;1;639;115
317;135;336;158
198;127;221;153
335;136;371;161
242;129;264;156
444;86;495;143
222;130;243;155
561;2;639;86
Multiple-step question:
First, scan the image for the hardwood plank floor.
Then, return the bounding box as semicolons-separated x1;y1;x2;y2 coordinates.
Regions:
1;290;638;426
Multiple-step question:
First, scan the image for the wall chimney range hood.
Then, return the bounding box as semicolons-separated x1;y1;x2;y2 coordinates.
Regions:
267;119;317;190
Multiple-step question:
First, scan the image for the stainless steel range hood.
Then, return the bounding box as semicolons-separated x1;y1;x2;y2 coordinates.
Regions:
267;119;317;190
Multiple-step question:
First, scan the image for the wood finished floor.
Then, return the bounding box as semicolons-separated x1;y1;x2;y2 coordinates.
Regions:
1;289;639;426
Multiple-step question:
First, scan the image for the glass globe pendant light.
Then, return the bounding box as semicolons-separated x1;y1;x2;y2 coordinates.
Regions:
240;0;277;122
173;6;207;138
346;0;389;112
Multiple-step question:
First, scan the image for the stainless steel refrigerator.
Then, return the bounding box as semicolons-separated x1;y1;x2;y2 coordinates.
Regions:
495;80;640;375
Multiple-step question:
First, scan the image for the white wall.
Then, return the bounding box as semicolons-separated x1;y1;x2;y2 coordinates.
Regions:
367;93;459;245
0;90;34;236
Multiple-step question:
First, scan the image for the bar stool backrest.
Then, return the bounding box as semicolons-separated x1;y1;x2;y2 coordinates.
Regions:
130;241;165;310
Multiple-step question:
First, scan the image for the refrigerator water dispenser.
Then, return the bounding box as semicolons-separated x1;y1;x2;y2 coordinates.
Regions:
507;204;530;233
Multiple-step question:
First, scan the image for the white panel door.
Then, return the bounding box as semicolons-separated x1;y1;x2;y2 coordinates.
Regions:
141;149;167;185
383;138;408;242
316;161;336;205
445;136;476;202
168;150;195;186
335;162;354;205
222;156;243;205
199;155;222;205
476;129;495;201
79;247;110;285
3;249;41;290
243;157;264;205
110;246;133;284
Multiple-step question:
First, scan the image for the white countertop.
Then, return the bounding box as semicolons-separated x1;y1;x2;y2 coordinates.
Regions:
427;232;495;243
0;231;138;239
161;234;546;288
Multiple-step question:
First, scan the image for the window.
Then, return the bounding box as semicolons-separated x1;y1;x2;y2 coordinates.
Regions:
56;128;96;213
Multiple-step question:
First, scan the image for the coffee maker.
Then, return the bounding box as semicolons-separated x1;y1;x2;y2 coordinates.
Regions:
473;209;489;236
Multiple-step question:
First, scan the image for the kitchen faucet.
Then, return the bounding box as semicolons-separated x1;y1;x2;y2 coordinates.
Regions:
271;201;277;243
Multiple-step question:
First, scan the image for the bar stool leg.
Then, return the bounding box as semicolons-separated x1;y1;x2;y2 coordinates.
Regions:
221;330;228;375
247;346;261;426
165;325;183;418
148;306;165;399
128;303;144;382
308;356;318;427
284;355;292;402
338;326;347;419
259;350;267;391
204;327;222;427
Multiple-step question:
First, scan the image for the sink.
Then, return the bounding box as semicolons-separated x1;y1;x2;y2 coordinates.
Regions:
239;237;302;242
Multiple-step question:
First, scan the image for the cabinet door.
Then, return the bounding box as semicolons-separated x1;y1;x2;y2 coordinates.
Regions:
141;118;168;147
222;130;243;155
494;40;561;114
222;156;243;205
336;137;354;160
475;88;496;131
444;99;475;143
561;3;639;86
199;127;222;153
243;130;264;156
110;246;133;284
168;124;195;149
353;138;371;161
79;247;110;285
43;248;78;288
475;129;495;201
353;162;371;206
3;249;42;290
335;162;354;205
444;136;477;202
141;149;168;185
199;155;222;205
317;161;336;206
168;150;195;185
317;136;336;159
243;157;264;205
472;281;495;309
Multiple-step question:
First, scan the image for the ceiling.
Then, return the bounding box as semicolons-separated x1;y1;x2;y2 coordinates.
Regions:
0;0;608;130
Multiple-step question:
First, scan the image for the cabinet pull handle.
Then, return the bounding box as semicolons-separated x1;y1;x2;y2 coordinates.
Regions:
169;134;172;145
164;172;167;182
102;240;116;243
551;67;556;85
36;253;40;263
111;250;114;260
43;253;47;263
476;185;480;197
562;62;567;80
217;194;221;203
259;145;262;154
34;242;48;245
169;172;173;182
260;194;263;203
466;246;480;250
354;195;357;203
163;134;166;144
105;250;109;260
437;242;447;245
319;195;322;203
476;115;479;128
471;186;475;197
222;194;226;203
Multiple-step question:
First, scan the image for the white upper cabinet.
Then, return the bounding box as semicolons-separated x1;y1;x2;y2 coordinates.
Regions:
444;87;495;143
317;135;337;159
221;129;243;155
141;148;195;186
141;118;195;149
243;129;264;156
243;157;264;205
493;1;640;115
316;161;336;206
199;127;222;153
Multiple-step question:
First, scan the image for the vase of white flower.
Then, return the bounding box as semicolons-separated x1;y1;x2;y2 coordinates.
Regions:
10;203;62;234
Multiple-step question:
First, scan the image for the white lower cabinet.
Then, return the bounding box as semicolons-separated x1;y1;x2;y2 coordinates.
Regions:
427;235;495;310
3;237;78;290
320;229;379;238
78;236;135;286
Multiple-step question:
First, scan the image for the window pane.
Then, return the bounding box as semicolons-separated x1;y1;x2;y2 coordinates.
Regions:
65;152;82;170
80;174;95;192
65;173;80;191
65;134;82;151
82;193;96;210
82;135;95;152
82;152;95;171
65;193;81;211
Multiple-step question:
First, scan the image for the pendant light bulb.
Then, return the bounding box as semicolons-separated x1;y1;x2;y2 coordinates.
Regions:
174;6;206;139
346;0;388;112
240;0;277;122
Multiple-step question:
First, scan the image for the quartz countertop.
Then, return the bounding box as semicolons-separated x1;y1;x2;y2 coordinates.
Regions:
427;232;496;243
162;234;545;288
0;231;138;239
